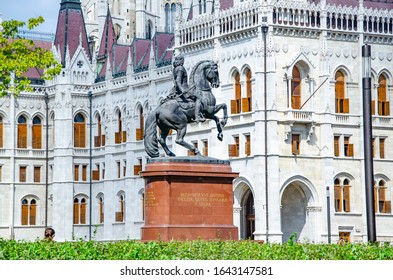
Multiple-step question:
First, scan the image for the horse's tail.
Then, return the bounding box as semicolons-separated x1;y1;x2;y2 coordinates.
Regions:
144;110;160;158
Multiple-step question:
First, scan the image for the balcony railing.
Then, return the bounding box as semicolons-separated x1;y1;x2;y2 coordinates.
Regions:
178;1;393;47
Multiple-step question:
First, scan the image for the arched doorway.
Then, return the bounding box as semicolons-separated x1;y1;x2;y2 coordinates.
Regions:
238;189;255;240
281;184;306;242
244;190;255;240
281;180;318;243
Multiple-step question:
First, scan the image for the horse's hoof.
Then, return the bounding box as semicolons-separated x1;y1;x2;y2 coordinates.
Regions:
169;152;176;157
217;134;223;141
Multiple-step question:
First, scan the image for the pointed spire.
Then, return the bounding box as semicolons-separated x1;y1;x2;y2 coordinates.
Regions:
126;47;133;75
65;44;71;67
98;7;117;59
149;38;156;70
54;0;91;66
105;57;112;79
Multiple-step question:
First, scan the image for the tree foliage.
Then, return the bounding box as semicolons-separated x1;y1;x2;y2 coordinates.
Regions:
0;16;62;96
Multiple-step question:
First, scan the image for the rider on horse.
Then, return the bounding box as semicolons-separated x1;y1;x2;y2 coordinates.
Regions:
172;55;205;123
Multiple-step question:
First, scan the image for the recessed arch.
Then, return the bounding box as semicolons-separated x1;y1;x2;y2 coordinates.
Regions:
280;176;319;242
233;176;255;240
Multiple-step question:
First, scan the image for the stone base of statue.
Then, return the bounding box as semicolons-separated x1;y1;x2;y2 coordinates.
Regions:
140;156;239;241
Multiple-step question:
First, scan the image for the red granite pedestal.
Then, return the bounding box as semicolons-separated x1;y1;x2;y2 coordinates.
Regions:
140;157;239;241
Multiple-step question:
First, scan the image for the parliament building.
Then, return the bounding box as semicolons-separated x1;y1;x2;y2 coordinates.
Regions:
0;0;393;243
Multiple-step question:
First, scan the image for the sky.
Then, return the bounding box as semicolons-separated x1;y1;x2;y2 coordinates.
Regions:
0;0;60;33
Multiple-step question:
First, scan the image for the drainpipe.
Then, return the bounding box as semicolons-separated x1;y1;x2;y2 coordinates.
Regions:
87;91;93;240
44;91;49;228
326;186;331;244
88;90;93;241
9;74;16;239
262;20;269;243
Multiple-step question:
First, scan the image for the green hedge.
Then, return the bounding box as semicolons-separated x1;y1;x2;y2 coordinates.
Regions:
1;238;392;260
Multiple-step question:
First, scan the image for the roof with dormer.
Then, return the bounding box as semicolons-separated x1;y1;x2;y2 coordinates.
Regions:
95;8;174;81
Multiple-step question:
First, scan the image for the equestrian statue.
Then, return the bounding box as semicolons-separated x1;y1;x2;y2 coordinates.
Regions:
144;55;228;158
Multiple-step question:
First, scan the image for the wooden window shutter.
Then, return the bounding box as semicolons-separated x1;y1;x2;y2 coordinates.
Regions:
115;132;121;144
122;131;127;142
73;202;79;224
292;134;300;155
18;124;27;148
29;203;36;225
32;124;42;149
378;84;386;101
134;164;142;175
380;139;385;159
228;144;238;157
80;202;86;224
378;187;386;201
292;95;301;109
117;162;121;178
74;123;85;147
385;201;391;214
235;81;241;100
94;136;101;147
0;123;3;148
374;187;378;212
371;100;375;115
20;166;26;182
242;98;250;112
202;140;208;156
99;199;104;223
34;166;40;183
115;212;123;222
21;204;28;225
335;80;345;99
231;99;239;114
74;165;79;181
82;165;87;181
245;135;251;156
378;101;383;115
379;188;386;213
101;135;106;146
385;101;390;116
74;124;79;147
136;129;143;141
343;185;350;212
348;143;354;157
334;185;342;212
80;124;86;147
92;170;99;180
334;136;340;157
343;98;349;113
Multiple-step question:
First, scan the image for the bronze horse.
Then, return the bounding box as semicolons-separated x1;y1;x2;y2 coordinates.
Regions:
144;60;227;157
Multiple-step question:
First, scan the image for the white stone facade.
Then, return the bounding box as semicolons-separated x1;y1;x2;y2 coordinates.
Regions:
0;0;393;243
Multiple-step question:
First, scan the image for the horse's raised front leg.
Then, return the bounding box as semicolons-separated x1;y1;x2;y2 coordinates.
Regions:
175;126;200;155
211;103;227;141
214;103;228;127
158;128;176;157
211;115;224;141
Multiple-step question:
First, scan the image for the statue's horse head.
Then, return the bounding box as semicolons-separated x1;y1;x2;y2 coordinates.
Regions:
189;60;220;91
